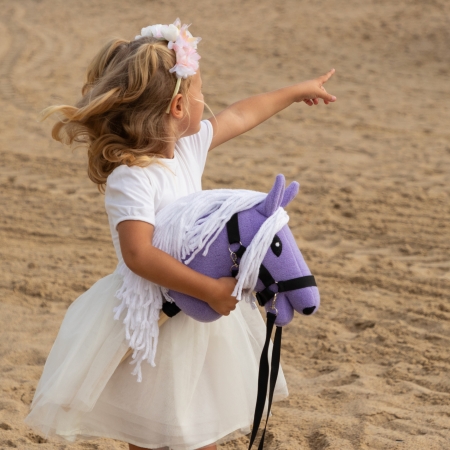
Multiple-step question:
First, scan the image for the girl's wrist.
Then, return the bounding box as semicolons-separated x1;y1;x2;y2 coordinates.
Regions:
291;81;312;103
194;274;220;304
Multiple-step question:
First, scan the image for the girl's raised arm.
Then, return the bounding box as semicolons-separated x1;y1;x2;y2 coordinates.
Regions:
208;69;336;151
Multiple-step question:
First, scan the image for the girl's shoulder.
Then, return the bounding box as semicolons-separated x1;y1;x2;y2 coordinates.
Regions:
105;164;161;201
177;120;213;152
107;160;172;183
104;164;158;230
106;164;152;188
105;162;173;205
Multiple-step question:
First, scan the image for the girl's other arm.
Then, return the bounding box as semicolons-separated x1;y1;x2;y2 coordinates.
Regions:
208;69;336;151
117;220;238;316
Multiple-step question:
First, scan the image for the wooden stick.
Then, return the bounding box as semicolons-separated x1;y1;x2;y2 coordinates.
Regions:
119;312;170;364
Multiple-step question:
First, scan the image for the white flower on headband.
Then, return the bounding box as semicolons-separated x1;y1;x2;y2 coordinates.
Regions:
135;18;201;79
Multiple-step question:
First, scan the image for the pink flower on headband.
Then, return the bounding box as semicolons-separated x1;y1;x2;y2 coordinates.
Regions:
135;18;201;79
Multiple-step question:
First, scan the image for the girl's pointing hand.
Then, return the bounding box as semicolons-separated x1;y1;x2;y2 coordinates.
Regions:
295;68;337;106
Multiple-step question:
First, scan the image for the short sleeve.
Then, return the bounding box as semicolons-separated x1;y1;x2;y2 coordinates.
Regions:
176;120;213;174
105;165;156;230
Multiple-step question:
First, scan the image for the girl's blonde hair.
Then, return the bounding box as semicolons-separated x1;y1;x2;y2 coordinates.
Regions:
43;37;192;191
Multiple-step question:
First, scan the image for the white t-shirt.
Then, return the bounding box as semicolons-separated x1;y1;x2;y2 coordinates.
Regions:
105;120;213;263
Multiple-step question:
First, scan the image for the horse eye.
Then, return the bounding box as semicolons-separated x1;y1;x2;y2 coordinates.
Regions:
271;235;282;257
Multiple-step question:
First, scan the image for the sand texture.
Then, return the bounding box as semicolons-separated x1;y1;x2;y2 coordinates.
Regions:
0;0;449;448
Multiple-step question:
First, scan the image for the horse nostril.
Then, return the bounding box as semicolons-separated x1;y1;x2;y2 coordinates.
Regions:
303;306;316;315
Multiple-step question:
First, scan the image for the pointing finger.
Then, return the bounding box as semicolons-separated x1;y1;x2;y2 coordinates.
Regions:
319;68;336;84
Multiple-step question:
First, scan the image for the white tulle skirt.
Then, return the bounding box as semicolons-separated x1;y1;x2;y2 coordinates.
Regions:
25;272;288;450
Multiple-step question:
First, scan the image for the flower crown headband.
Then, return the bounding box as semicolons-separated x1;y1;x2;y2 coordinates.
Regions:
135;18;201;114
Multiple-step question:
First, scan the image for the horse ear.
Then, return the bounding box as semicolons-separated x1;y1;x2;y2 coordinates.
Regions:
280;181;300;207
256;174;286;217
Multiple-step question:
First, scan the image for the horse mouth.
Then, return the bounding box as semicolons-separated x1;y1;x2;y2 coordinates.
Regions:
302;306;316;315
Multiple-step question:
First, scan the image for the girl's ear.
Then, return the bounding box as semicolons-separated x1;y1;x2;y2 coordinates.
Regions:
169;93;185;119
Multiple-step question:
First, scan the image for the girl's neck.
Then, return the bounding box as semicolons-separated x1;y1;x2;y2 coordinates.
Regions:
162;140;176;159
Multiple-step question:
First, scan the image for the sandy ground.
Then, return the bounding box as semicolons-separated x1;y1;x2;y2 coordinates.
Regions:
1;0;449;448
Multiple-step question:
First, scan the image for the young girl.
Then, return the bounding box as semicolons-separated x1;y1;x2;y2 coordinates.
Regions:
25;19;336;450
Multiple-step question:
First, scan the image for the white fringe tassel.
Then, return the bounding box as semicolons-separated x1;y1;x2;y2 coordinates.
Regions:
114;263;163;382
113;189;288;381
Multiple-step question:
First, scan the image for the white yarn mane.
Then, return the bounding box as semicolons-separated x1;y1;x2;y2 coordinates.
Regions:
114;189;289;381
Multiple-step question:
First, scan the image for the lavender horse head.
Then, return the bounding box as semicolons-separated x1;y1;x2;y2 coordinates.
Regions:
166;174;320;327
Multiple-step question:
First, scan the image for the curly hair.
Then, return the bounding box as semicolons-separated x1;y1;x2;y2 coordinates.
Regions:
42;37;192;191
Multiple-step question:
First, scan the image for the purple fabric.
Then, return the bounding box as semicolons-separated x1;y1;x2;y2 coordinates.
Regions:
168;175;320;326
